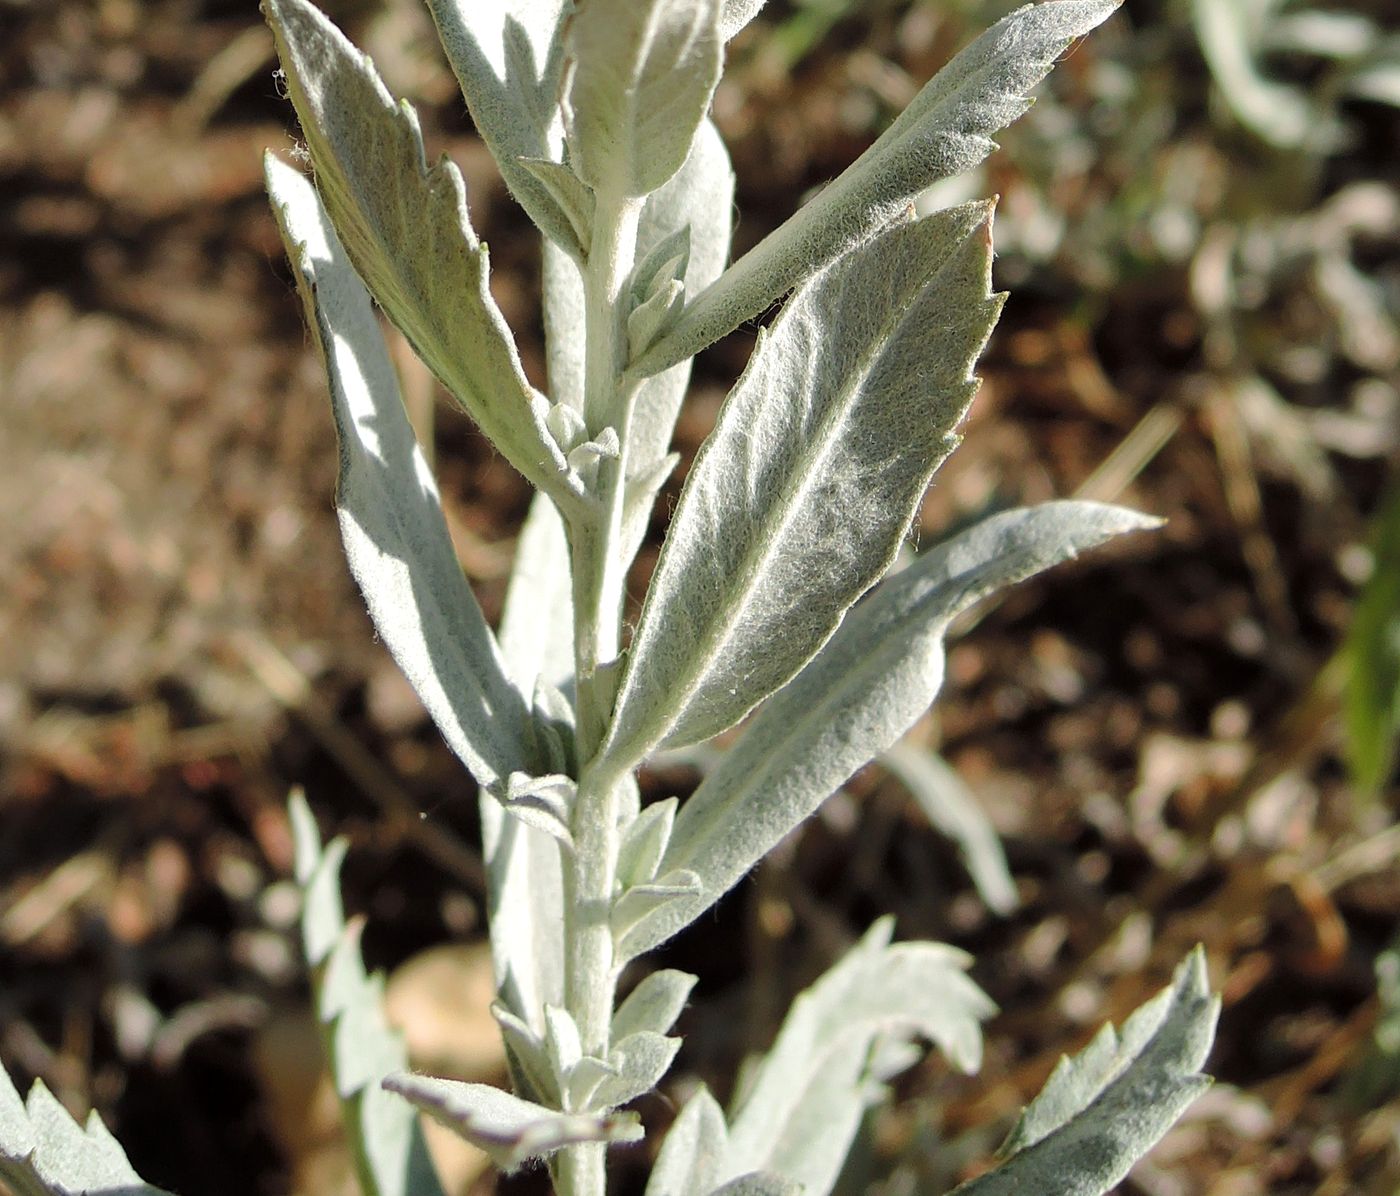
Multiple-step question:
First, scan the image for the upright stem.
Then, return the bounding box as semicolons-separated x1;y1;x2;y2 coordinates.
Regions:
557;188;642;1196
573;192;642;762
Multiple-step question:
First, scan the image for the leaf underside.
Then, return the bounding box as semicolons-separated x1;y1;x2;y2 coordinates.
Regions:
265;152;534;791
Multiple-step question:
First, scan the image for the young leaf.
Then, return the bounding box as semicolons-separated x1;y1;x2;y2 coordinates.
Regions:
542;119;733;504
264;0;582;510
604;204;1002;767
543;235;589;414
382;1074;643;1172
265;154;534;791
630;502;1157;956
614;870;705;961
288;792;446;1196
492;772;578;849
0;1067;173;1196
881;742;1018;915
630;226;693;308
492;1003;561;1107
519;156;596;250
423;0;579;249
565;0;724;198
626;120;735;484
720;918;994;1195
948;949;1218;1196
545;1005;585;1085
587;1032;683;1110
628;278;687;359
539;121;734;568
633;0;1122;376
611;969;697;1042
615;798;680;889
646;1085;728;1196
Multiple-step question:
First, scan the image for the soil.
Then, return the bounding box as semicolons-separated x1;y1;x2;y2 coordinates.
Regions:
2;2;1398;1194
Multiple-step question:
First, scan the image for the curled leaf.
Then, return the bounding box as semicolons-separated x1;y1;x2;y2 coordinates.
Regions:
383;1074;643;1172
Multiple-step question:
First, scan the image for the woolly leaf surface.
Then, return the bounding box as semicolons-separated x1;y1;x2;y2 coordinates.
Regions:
720;919;994;1194
636;0;1122;374
0;1069;171;1196
565;0;723;198
264;0;580;507
606;203;1000;765
949;949;1218;1196
635;502;1158;954
645;1086;728;1196
265;153;533;790
424;0;581;248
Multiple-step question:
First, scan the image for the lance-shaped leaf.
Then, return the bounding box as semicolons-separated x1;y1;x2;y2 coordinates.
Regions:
646;1086;728;1196
627;502;1157;956
383;1075;643;1172
633;0;1121;376
264;0;580;509
424;0;579;249
949;949;1218;1196
266;154;532;790
565;0;724;199
0;1066;174;1196
500;492;575;694
484;492;575;1040
604;203;1001;768
721;919;993;1195
616;798;680;889
288;792;446;1196
882;742;1018;915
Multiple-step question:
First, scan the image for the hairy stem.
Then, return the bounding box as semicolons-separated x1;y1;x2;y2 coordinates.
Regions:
573;193;642;760
558;189;642;1196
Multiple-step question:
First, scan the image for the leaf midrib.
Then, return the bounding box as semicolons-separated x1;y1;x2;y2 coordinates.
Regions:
632;239;970;751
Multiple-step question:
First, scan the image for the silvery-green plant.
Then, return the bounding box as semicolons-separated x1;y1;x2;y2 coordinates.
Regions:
0;2;1220;1194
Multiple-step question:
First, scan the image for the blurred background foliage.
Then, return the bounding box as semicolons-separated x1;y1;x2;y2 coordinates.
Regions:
1;0;1399;1194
